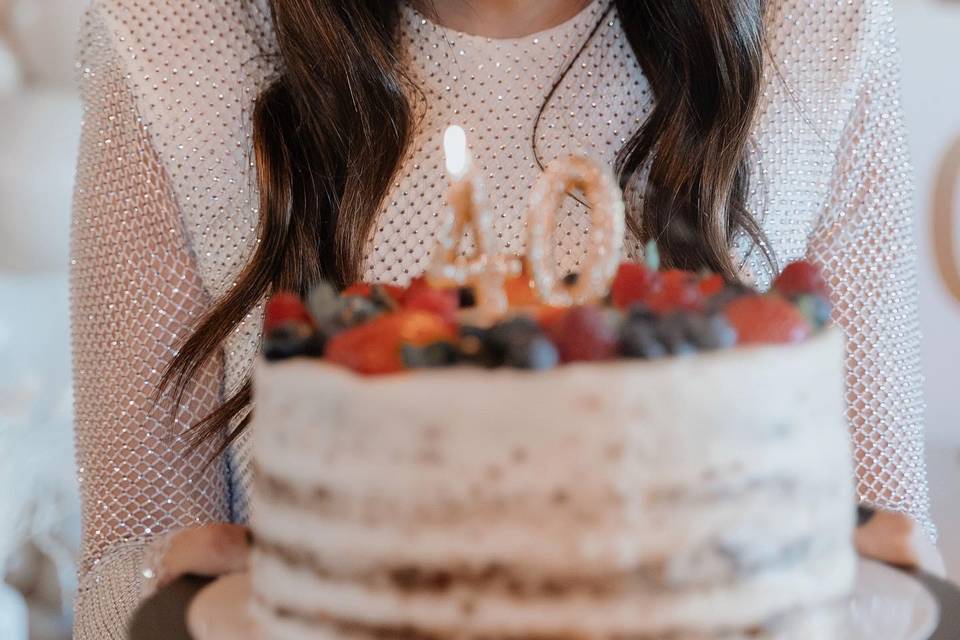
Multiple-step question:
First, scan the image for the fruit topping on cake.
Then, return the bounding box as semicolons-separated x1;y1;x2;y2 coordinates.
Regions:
261;260;833;373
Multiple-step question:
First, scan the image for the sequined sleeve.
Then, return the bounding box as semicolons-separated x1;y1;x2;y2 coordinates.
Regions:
70;5;232;637
805;3;931;537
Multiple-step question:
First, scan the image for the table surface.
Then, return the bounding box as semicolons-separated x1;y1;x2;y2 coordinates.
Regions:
130;570;960;640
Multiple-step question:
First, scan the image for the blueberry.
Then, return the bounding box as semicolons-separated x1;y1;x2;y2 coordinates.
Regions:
336;295;381;328
795;294;831;329
402;342;461;368
657;313;697;356
370;285;399;311
263;322;315;361
485;317;559;370
506;335;559;370
619;315;668;359
626;303;656;322
686;312;737;350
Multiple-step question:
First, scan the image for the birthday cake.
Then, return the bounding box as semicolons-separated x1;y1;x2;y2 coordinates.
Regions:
247;154;856;639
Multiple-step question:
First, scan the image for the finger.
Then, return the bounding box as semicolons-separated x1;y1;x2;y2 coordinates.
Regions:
855;509;923;569
187;573;257;640
160;524;253;588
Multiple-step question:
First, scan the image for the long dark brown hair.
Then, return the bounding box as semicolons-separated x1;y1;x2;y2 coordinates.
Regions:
162;0;773;448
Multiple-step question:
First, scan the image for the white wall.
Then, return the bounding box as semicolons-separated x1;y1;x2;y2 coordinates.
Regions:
895;0;960;576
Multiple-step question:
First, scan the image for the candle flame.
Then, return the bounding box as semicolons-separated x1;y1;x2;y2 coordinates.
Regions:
444;125;469;179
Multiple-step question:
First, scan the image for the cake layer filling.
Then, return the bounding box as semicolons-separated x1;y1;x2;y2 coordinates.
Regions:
250;548;854;637
254;530;845;595
252;598;845;640
251;481;852;575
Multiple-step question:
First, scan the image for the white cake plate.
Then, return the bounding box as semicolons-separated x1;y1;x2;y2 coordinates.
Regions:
188;559;941;640
846;558;940;640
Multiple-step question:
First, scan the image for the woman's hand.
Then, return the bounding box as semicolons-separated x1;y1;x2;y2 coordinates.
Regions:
188;572;257;640
855;507;945;577
141;523;252;597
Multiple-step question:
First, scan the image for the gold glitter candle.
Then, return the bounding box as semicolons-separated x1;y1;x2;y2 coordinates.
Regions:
429;126;521;318
525;155;626;306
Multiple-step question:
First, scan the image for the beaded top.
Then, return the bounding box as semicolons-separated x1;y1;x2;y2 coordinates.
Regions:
70;0;929;637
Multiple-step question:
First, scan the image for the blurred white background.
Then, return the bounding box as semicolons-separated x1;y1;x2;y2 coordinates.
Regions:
0;1;957;638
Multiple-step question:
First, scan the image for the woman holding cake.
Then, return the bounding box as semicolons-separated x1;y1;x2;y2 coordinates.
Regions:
70;0;935;637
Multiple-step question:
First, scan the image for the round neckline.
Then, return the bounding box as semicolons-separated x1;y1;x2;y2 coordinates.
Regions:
403;0;606;46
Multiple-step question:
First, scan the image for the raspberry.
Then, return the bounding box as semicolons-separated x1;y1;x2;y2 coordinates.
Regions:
551;306;619;363
610;262;660;309
773;261;828;297
724;295;812;345
264;292;313;333
645;270;702;313
699;273;725;297
403;288;459;323
325;311;455;374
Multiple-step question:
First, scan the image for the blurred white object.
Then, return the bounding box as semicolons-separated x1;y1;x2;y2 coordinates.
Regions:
0;273;79;639
0;583;29;640
0;39;21;92
6;0;86;87
0;89;80;272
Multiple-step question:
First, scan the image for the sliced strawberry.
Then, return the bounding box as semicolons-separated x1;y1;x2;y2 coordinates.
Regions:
699;273;726;297
645;270;702;313
404;288;459;323
610;262;660;309
401;276;432;303
325;311;455;375
264;292;313;333
773;261;828;297
724;295;812;345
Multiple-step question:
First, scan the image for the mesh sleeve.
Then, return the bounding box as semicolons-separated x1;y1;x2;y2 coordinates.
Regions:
70;5;232;637
805;5;932;538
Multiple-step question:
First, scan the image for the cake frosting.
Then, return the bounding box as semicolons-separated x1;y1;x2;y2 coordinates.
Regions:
249;328;855;640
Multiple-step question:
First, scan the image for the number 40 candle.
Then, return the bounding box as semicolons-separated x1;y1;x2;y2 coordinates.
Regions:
429;125;626;318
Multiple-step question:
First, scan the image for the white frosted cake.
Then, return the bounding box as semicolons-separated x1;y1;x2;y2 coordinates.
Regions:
249;327;855;640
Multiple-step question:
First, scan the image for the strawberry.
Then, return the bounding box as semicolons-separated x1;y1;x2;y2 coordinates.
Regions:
699;273;726;297
401;276;432;303
773;261;828;298
404;288;459;323
325;311;455;375
724;295;812;345
610;262;660;309
551;306;619;363
645;270;702;313
264;292;313;333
